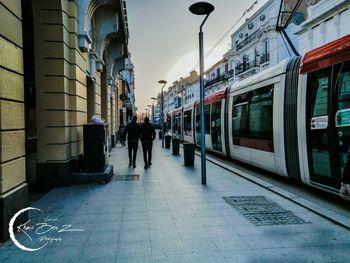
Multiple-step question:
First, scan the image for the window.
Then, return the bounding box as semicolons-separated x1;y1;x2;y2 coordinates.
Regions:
177;113;182;135
232;99;249;138
249;85;273;141
205;104;211;134
308;69;330;118
184;110;192;135
232;85;274;151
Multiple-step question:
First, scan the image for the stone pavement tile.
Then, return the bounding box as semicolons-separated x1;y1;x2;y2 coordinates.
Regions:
287;244;350;262
148;219;178;231
183;252;228;263
211;235;251;252
151;254;188;263
117;240;152;258
151;238;188;257
90;222;121;233
177;226;210;240
86;231;120;245
253;248;298;263
44;246;84;262
119;228;150;242
116;256;153;263
122;211;148;221
220;249;261;263
54;230;90;248
180;238;220;254
204;226;238;238
123;204;148;213
121;219;149;231
240;234;286;249
149;228;181;241
81;243;118;260
198;216;229;227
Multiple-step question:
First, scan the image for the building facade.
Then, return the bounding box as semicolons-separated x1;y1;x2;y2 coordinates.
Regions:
204;54;232;96
228;0;304;83
0;0;133;241
296;0;350;54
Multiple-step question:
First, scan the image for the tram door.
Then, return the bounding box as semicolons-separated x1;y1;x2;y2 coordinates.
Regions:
306;66;343;189
195;106;201;145
211;101;222;152
335;62;350;184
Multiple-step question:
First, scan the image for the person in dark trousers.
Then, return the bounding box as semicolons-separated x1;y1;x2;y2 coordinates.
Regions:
139;117;156;169
123;116;139;168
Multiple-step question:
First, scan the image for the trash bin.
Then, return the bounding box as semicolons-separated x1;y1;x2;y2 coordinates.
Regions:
183;142;195;166
159;130;163;140
172;138;180;155
165;135;171;148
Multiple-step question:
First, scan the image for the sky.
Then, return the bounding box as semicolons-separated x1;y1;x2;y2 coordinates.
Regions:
126;0;268;112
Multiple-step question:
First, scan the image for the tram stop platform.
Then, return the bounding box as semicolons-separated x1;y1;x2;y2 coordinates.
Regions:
1;138;350;263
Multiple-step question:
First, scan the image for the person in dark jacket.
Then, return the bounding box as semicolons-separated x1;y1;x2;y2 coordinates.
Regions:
139;117;156;169
123;116;139;168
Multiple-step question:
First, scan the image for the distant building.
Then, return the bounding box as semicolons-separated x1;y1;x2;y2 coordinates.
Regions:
204;53;232;96
296;0;350;54
228;0;304;83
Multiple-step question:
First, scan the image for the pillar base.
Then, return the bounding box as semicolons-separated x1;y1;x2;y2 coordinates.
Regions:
70;164;113;184
35;159;78;191
0;183;28;242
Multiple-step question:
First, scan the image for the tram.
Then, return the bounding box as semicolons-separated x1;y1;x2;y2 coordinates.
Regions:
166;34;350;198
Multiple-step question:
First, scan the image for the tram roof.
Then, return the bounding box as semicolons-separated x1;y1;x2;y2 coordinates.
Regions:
301;34;350;74
194;87;228;107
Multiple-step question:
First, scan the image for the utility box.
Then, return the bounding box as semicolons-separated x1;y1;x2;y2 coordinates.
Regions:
83;124;109;172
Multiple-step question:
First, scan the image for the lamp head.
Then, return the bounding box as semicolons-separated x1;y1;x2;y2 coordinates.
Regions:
158;80;167;84
189;2;214;15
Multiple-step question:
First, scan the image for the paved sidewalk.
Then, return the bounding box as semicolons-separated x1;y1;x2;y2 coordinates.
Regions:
1;139;350;262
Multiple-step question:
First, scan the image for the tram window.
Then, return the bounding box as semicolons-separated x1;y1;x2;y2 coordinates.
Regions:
177;113;182;134
308;70;330;117
184;110;192;132
205;104;210;134
232;99;249;138
249;85;274;141
211;101;222;128
195;107;200;130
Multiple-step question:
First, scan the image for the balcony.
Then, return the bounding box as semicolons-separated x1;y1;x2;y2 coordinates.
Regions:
234;54;270;78
236;30;260;51
204;70;234;87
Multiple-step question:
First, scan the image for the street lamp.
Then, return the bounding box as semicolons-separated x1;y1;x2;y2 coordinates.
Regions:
158;80;167;148
150;97;157;125
189;1;214;185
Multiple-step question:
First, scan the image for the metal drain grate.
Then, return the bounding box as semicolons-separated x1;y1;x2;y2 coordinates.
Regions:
223;196;309;226
112;174;140;181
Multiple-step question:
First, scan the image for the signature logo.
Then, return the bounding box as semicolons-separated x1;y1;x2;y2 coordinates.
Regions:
9;207;84;251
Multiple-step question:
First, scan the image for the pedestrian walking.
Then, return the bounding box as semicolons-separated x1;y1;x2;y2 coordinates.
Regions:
123;116;139;168
139;117;156;169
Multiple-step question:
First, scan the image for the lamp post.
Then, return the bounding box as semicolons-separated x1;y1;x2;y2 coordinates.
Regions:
158;80;167;148
189;2;214;185
150;97;157;125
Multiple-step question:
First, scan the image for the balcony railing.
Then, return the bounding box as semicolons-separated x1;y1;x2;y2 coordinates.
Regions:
204;70;234;87
236;30;260;51
234;54;270;76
